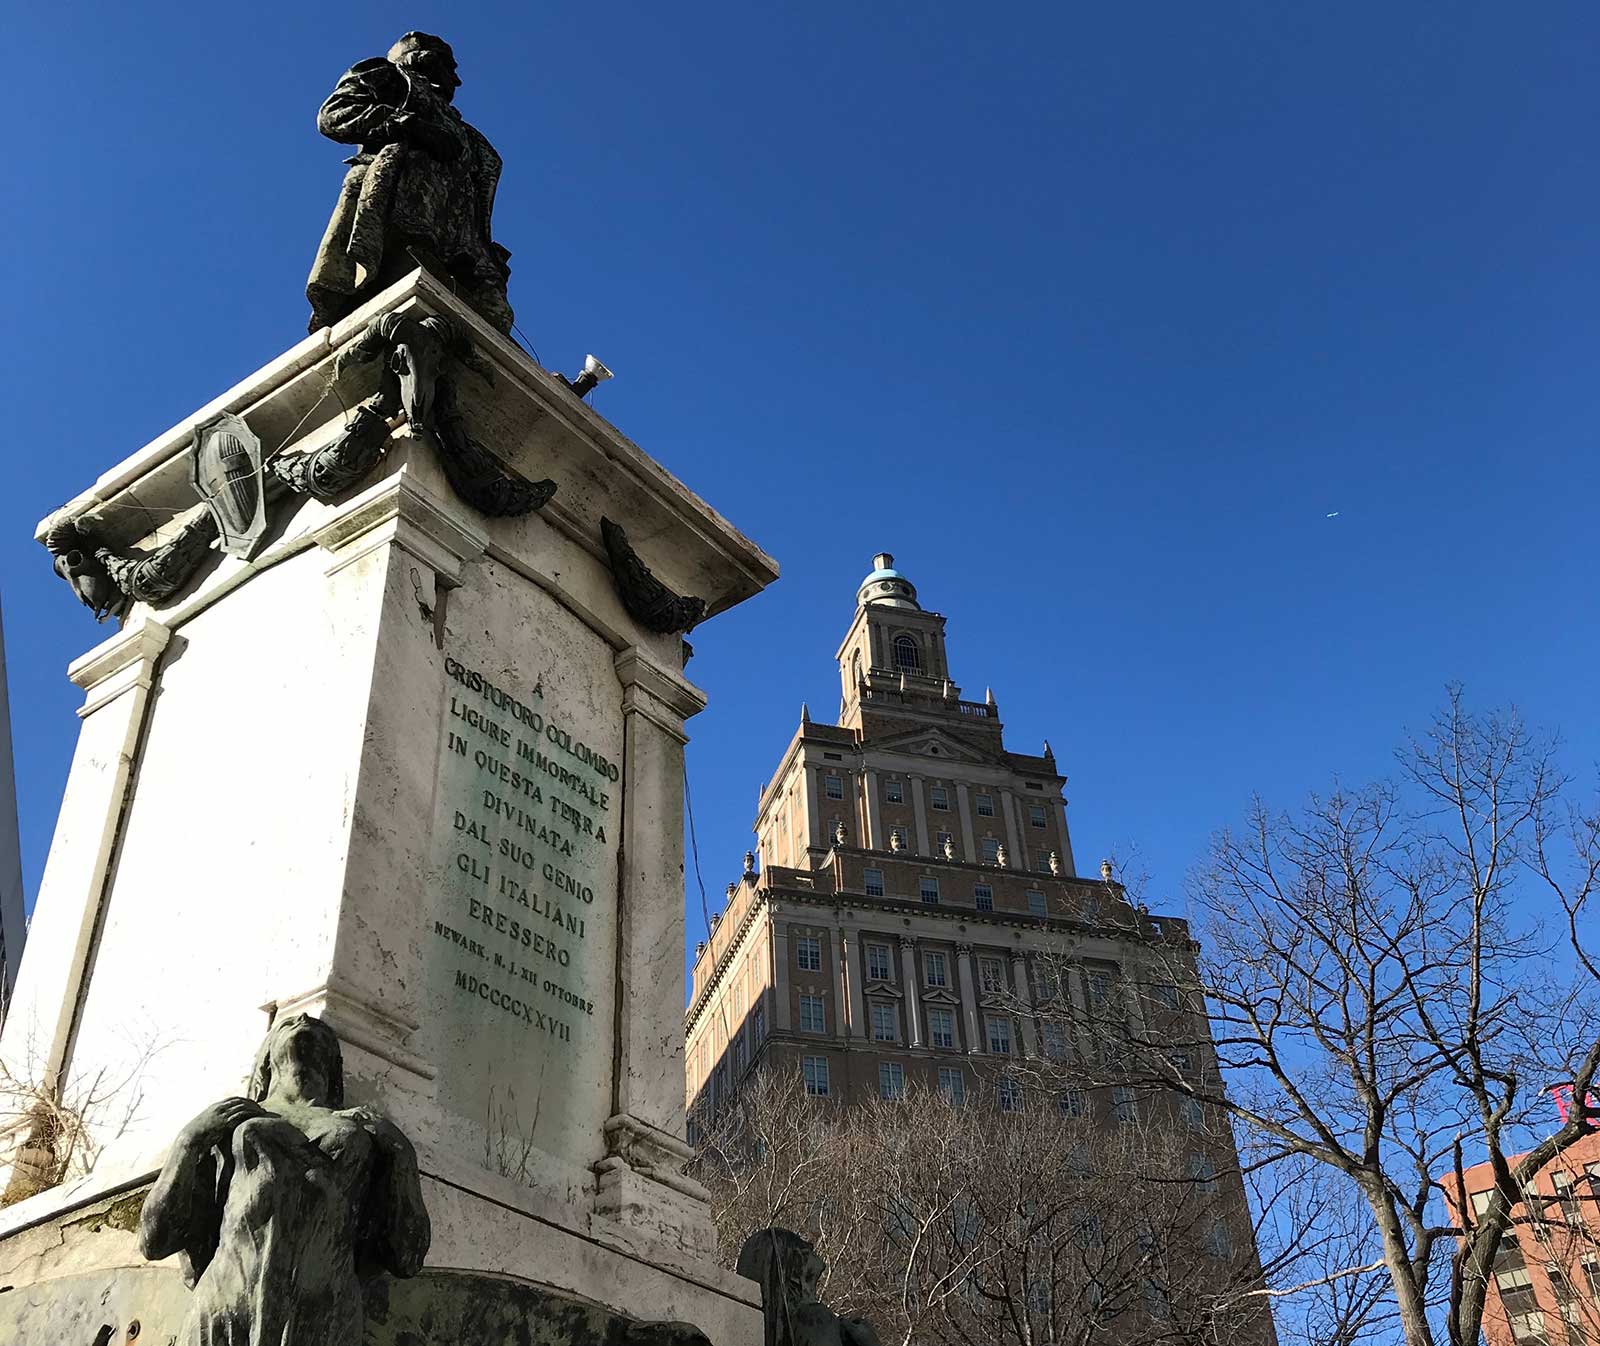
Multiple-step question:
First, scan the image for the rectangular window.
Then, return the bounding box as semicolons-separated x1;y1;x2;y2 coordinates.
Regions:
938;1066;966;1104
1029;805;1047;829
1151;982;1181;1012
824;775;844;800
878;1062;905;1100
997;1074;1023;1112
1509;1311;1548;1343
863;867;885;897
935;829;954;852
974;883;994;911
802;1055;830;1096
1059;1087;1087;1118
1026;889;1047;916
867;943;892;981
891;826;909;849
924;951;949;987
919;877;940;905
1086;969;1112;1008
1042;1022;1069;1061
987;1015;1013;1055
930;786;949;810
1112;1085;1137;1125
981;837;1000;862
871;1003;898;1042
1190;1155;1218;1194
975;793;995;817
799;993;826;1034
752;1004;765;1041
1181;1097;1206;1132
885;780;904;804
797;936;821;972
929;1007;955;1048
1496;1266;1535;1292
1554;1171;1583;1224
1205;1220;1232;1260
1035;850;1051;873
979;957;1005;994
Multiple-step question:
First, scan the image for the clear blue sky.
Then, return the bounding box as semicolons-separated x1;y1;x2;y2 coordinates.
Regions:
4;6;1598;987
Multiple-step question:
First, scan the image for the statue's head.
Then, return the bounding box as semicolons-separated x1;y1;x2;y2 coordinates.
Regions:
736;1227;826;1309
250;1012;345;1108
389;32;461;102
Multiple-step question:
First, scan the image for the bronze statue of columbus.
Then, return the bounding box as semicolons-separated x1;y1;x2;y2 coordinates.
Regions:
306;32;514;335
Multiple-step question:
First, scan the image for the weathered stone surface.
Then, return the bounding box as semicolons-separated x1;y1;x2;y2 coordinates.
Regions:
0;1266;717;1346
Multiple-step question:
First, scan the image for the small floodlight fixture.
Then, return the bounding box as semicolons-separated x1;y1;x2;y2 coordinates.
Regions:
571;354;613;398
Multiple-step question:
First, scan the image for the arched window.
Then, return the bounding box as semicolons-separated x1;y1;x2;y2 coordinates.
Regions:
851;649;862;688
893;635;922;673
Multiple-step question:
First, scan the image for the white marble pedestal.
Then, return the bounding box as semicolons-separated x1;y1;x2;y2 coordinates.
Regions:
0;271;775;1343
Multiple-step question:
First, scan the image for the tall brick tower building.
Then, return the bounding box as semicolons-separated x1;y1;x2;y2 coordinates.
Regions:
687;552;1230;1122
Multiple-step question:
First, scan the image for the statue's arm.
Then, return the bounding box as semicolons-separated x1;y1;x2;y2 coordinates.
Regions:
363;1116;431;1277
139;1133;222;1282
140;1097;261;1274
316;59;410;146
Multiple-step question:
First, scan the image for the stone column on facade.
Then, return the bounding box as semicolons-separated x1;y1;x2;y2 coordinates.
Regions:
1001;789;1024;866
844;929;867;1037
863;768;883;850
1011;953;1038;1057
832;922;851;1039
0;617;170;1158
955;944;981;1054
804;763;822;855
955;782;977;862
1058;800;1078;876
899;936;924;1048
910;775;931;855
1066;963;1090;1065
771;920;792;1031
595;647;717;1252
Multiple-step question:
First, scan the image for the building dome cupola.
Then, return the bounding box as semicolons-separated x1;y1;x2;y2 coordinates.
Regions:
857;552;920;611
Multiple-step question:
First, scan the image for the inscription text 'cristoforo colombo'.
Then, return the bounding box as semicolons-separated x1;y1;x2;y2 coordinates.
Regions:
432;656;618;1056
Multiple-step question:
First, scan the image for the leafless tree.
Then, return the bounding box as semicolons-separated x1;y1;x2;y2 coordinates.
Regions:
692;1063;1279;1346
1071;690;1600;1346
0;1014;166;1208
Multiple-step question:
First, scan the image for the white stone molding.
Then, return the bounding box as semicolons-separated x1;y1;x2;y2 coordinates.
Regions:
268;982;434;1081
314;471;490;584
804;765;822;852
898;936;923;1048
0;618;172;1113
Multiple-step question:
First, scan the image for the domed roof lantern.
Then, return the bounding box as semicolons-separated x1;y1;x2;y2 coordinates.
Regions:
857;551;920;610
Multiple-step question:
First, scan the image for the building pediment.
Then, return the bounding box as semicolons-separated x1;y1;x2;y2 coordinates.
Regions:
864;979;903;999
921;986;960;1006
867;725;997;767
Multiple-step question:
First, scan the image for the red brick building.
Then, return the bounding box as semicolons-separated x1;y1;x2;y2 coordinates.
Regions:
1445;1105;1600;1346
